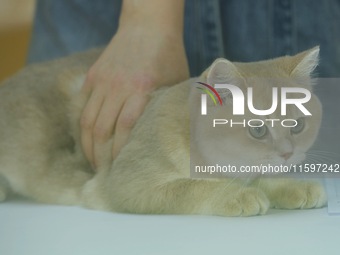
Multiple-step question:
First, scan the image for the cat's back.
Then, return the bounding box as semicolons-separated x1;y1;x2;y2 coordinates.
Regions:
0;48;102;100
0;49;102;157
111;78;193;179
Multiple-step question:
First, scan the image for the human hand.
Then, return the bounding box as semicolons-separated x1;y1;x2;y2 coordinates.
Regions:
80;20;189;170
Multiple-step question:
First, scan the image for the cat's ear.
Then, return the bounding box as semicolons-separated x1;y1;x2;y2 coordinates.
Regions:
202;58;245;103
290;46;320;78
205;58;243;85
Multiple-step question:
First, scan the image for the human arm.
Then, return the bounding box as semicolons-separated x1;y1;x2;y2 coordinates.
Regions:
80;0;189;169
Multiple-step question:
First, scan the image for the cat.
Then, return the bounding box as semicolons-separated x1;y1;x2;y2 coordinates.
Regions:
0;46;327;216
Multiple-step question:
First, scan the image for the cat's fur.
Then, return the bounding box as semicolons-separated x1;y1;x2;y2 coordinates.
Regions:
0;47;326;216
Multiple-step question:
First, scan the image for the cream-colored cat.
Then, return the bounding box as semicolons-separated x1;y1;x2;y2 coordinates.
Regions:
0;47;326;216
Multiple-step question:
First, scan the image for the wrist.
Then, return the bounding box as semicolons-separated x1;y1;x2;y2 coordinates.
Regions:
119;0;185;37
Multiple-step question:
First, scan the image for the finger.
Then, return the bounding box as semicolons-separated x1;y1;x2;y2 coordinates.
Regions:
93;92;125;167
81;78;93;95
112;94;149;158
80;89;105;168
81;69;97;94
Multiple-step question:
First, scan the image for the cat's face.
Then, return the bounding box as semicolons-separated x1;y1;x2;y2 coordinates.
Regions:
192;47;322;175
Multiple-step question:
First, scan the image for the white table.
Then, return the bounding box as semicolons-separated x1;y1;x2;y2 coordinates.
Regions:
1;197;339;255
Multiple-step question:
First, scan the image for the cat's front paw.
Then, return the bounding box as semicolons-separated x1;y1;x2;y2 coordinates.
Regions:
272;181;327;209
221;188;270;216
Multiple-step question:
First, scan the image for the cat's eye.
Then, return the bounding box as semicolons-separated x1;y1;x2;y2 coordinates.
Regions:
249;125;267;139
291;118;305;134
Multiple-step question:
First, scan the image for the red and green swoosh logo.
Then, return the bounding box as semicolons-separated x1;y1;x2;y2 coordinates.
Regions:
196;82;223;106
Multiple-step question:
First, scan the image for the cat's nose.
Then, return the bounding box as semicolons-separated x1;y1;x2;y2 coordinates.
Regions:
280;152;293;160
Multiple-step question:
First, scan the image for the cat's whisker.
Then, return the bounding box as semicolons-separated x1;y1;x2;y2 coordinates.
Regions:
305;154;326;164
307;150;339;159
224;176;238;191
304;157;318;165
317;124;336;129
307;154;340;164
256;177;262;197
306;153;339;164
238;174;251;193
308;149;340;157
304;154;324;164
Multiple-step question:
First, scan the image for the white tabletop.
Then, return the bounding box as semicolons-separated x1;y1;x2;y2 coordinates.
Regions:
1;197;339;255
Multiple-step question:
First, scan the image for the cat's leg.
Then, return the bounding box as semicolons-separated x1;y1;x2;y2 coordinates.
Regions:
253;178;327;209
83;175;270;216
1;152;93;206
163;179;270;216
